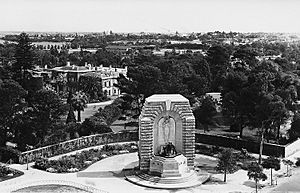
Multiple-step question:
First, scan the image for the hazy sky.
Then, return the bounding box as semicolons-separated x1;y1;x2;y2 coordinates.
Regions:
1;0;299;33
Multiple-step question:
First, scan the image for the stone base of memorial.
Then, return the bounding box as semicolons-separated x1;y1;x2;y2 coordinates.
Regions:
125;169;210;189
149;154;188;178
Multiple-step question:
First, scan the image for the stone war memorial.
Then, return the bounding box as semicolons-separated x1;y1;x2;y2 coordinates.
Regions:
126;94;210;189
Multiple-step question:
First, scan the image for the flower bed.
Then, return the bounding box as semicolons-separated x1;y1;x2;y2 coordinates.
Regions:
33;143;138;173
0;164;23;181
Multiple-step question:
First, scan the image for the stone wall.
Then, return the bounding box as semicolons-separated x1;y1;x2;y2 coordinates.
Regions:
195;133;285;157
285;138;300;157
19;131;138;164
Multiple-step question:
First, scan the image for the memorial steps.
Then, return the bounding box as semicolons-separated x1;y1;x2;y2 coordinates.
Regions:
125;170;211;189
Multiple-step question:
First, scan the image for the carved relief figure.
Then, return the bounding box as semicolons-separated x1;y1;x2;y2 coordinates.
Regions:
157;116;176;154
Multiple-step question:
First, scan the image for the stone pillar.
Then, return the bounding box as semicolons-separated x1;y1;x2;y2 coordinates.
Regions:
139;117;153;171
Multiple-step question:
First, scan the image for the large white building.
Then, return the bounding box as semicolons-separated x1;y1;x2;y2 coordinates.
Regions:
50;62;127;98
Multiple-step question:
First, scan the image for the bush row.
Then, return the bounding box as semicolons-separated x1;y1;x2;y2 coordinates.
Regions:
0;164;23;178
19;131;138;164
33;143;138;173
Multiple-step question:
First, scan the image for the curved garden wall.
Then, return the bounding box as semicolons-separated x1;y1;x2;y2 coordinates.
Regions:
19;131;300;164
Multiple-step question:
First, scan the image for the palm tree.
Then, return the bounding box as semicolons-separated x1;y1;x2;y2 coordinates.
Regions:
70;91;88;122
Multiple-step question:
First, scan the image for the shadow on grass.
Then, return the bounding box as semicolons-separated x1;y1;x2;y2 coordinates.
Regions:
203;176;226;185
0;170;24;182
243;180;264;189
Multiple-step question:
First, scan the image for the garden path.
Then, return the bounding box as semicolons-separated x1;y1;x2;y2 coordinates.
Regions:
3;149;300;192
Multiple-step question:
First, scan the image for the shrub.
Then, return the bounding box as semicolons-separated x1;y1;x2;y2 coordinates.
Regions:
34;158;50;170
0;165;23;177
125;121;138;127
80;116;112;136
0;147;21;163
295;158;300;167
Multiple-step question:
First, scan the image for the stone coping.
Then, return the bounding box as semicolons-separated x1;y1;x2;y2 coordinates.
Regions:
9;180;108;193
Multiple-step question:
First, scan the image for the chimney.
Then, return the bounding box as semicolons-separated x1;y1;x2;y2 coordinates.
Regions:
67;61;70;66
44;65;48;69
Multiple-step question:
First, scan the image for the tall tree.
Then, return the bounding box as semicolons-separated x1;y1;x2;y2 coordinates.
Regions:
247;162;267;193
221;70;249;137
13;33;34;83
70;91;88;122
193;96;217;132
0;79;27;147
27;89;68;146
261;156;280;185
216;148;237;182
79;73;105;102
206;45;230;91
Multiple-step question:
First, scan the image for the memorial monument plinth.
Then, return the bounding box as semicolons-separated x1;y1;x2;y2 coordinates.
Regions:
126;94;210;189
150;154;188;177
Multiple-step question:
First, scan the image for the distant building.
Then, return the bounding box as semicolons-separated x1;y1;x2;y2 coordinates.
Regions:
105;45;131;54
206;92;222;112
50;62;127;98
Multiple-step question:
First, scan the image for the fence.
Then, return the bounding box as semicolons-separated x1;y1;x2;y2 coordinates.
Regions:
19;131;138;164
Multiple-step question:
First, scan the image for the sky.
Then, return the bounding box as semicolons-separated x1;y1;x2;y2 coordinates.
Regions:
0;0;300;33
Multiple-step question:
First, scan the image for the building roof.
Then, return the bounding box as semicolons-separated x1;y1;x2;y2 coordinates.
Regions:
51;65;92;73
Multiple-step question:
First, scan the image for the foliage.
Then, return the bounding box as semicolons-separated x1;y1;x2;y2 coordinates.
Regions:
206;45;230;91
193;96;217;132
70;91;88;122
80;116;112;136
66;104;76;124
33;143;138;173
22;89;68;148
116;54;212;118
247;161;267;193
216;148;237;182
0;164;23;177
288;113;300;141
0;79;27;146
79;73;105;102
12;33;34;83
261;156;280;185
94;104;122;125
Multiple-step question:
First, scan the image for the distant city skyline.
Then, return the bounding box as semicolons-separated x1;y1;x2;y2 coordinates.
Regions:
1;0;300;33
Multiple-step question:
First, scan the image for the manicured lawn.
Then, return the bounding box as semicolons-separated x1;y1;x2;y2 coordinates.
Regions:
197;125;260;141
